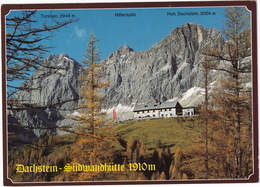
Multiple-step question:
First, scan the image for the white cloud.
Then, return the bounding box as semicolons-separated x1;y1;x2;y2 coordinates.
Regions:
73;25;87;38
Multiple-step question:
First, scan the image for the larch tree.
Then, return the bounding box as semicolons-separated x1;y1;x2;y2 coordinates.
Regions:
195;49;220;179
176;52;215;179
66;33;115;181
196;52;214;179
222;9;252;178
201;7;252;178
201;54;213;179
182;7;252;179
73;33;111;135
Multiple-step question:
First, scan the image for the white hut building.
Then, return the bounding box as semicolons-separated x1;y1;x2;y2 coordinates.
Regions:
159;101;183;117
133;101;183;119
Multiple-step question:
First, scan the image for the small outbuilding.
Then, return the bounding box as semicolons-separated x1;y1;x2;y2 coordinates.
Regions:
182;107;197;116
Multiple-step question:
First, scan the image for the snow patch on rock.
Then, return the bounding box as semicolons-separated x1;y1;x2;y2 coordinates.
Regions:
103;104;134;114
179;87;204;107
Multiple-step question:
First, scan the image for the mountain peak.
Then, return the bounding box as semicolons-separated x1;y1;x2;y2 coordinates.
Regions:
107;45;134;59
44;53;75;66
118;45;134;53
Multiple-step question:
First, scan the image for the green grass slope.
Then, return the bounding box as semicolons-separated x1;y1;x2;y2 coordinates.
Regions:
113;117;202;153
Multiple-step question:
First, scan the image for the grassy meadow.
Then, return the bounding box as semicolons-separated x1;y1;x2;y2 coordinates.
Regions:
113;116;202;153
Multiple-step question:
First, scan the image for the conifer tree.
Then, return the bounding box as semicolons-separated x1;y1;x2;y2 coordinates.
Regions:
200;7;252;178
67;33;115;180
182;7;252;179
73;33;111;135
201;55;210;179
169;148;182;180
189;50;216;179
159;172;167;180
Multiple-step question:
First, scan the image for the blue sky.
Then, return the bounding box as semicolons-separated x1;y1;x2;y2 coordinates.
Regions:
8;7;227;64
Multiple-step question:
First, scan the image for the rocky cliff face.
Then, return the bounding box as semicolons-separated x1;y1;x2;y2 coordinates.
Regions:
101;23;224;110
8;23;251;139
9;53;85;138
